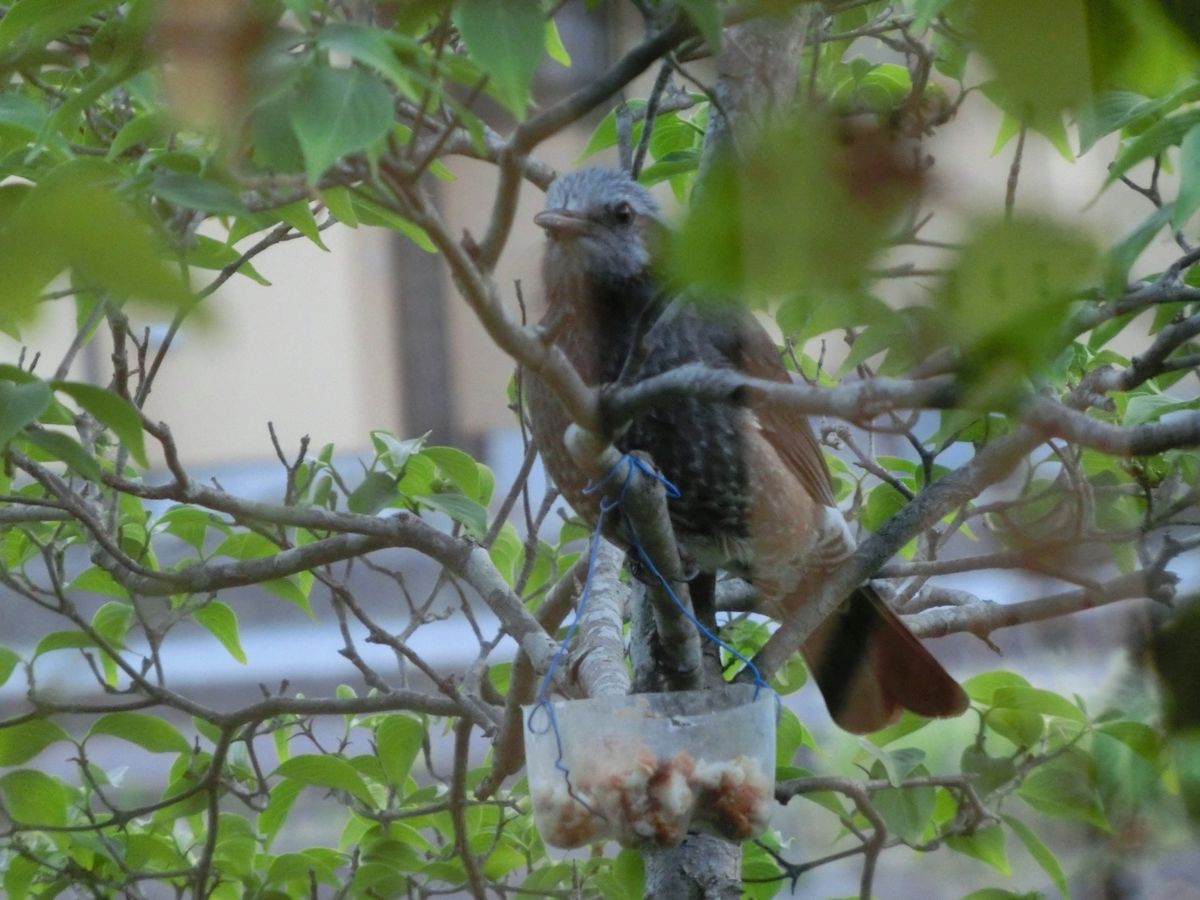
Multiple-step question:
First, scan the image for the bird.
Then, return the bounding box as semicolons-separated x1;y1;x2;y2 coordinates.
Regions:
525;166;968;734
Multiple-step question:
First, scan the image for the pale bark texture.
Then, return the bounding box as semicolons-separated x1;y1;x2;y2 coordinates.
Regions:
641;9;814;897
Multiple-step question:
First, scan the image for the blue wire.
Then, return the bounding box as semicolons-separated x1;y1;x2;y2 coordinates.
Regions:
528;454;778;813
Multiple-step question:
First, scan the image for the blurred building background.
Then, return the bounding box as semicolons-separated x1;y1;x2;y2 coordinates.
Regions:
2;4;1198;897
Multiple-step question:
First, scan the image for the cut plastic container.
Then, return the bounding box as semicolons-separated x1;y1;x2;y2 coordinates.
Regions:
524;684;776;849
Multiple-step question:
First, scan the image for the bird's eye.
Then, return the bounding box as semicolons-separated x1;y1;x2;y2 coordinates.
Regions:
611;200;635;225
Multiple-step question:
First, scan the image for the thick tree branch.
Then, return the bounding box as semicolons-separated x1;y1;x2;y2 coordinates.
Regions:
568;540;632;698
606;363;1200;456
564;427;704;690
905;569;1170;639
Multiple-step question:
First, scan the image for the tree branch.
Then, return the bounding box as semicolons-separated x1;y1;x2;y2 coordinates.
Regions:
905;569;1171;639
568;540;632;698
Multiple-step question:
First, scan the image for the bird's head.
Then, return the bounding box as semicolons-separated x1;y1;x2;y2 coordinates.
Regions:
536;167;661;286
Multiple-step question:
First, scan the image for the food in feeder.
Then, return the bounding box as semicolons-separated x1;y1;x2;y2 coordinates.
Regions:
531;745;772;848
532;781;602;847
524;685;776;850
693;755;773;840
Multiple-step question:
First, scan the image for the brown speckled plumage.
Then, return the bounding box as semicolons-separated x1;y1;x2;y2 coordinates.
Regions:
527;167;968;733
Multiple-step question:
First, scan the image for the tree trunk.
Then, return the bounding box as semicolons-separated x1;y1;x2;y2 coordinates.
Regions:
638;7;813;898
643;836;743;900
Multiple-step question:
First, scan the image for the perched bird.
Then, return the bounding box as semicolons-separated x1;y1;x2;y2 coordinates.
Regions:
526;166;968;734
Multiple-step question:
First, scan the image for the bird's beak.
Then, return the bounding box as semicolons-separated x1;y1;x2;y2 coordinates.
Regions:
534;209;590;236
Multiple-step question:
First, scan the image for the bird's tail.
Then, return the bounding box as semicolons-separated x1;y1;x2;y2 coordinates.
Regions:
799;584;969;734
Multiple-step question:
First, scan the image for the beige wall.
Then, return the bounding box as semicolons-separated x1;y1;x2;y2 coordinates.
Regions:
1;224;403;467
439;134;602;438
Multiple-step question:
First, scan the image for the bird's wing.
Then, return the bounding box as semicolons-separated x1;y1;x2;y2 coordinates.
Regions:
735;317;837;509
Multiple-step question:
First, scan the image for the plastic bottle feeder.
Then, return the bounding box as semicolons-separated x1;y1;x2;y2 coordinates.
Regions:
524;683;776;849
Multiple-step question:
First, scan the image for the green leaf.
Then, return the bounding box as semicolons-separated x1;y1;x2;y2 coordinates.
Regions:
1175;123;1200;227
0;0;120;60
964;670;1033;704
194;601;247;664
152;170;249;217
991;686;1086;723
348;471;399;514
678;0;721;51
423;445;481;498
1123;391;1197;426
268;850;342;886
612;849;645;900
0;159;191;327
1076;90;1146;154
0;380;50;449
276;753;373;804
108;109;172;159
316;23;416;94
260;778;304;847
3;854;38;899
272;199;328;249
155;505;213;551
1087;1;1199;97
289;65;395;183
69;567;129;599
416;492;488;536
0;647;19;688
376;714;424;787
0;93;44;143
580;100;646;159
213;531;279;560
912;0;953;30
88;712;190;753
640;150;701;186
263;576;314;616
53;381;148;466
973;1;1090;117
544;18;571;66
769;648;808;695
371;431;425;472
1097;720;1163;764
34;630;93;657
0;769;69;824
476;462;495;505
987;708;1044;748
22;428;103;482
0;718;70;766
452;0;544;118
397;452;436;496
1106;108;1200;186
488;522;523;583
185;234;269;284
348;193;436;251
673;114;913;298
861;483;908;532
961;745;1018;793
868;709;933;747
1002;814;1070;898
91;599;134;685
322;185;359;226
1107;204;1173;290
946;824;1011;875
939;216;1098;394
482;840;526;880
1017;750;1110;831
873;775;935;843
775;706;814;765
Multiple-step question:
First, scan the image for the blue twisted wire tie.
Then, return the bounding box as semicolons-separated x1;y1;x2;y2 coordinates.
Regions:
527;454;777;815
